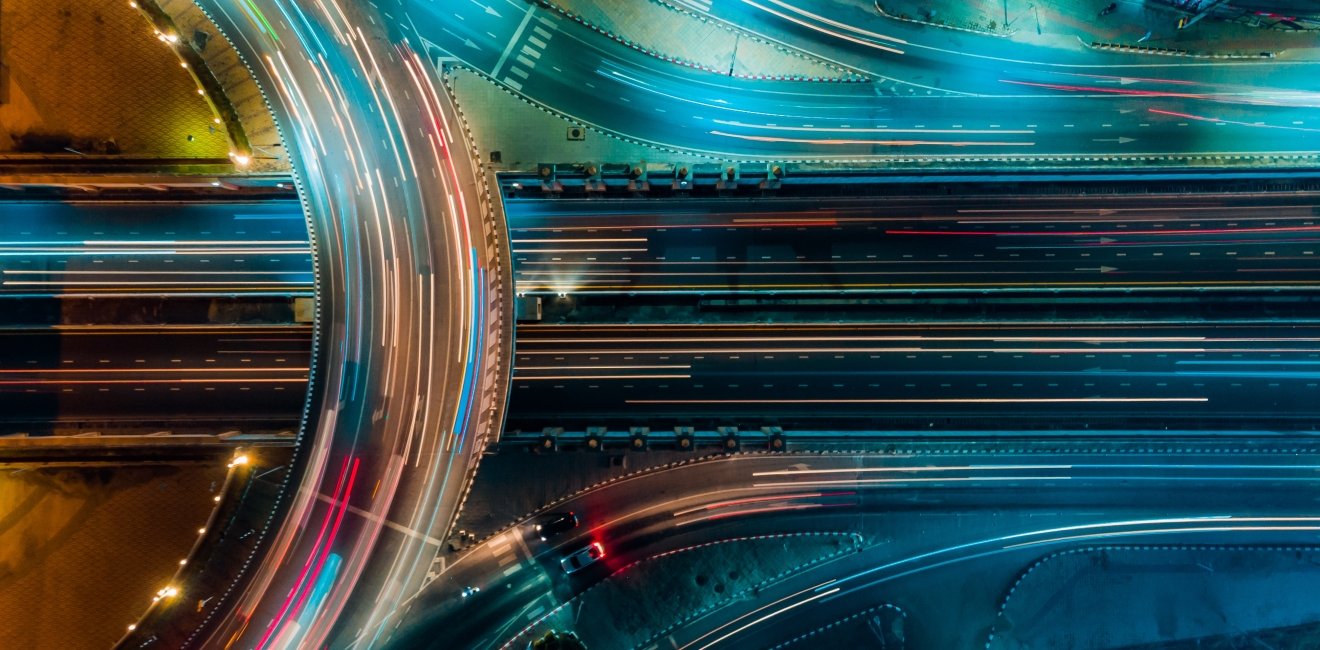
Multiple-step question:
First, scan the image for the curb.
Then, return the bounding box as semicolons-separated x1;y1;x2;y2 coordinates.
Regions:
769;602;907;650
437;63;518;548
874;1;1013;38
647;0;871;79
542;0;865;82
985;543;1320;648
1083;37;1276;59
444;68;1320;169
132;0;249;163
635;531;864;649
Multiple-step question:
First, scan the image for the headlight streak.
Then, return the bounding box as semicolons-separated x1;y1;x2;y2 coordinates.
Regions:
711;118;1033;135
811;515;1320;613
683;583;843;650
625;397;1208;404
1150;107;1320;132
709;130;1036;147
209;0;497;646
255;455;358;650
736;0;903;56
688;516;1320;647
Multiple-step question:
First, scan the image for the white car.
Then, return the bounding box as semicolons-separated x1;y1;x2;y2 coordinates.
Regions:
559;542;605;574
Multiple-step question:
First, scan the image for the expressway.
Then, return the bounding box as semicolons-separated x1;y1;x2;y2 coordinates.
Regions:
507;320;1320;431
0;200;310;298
507;190;1320;295
406;0;1320;161
88;0;1320;646
387;447;1320;649
0;198;313;434
117;0;512;648
0;325;310;433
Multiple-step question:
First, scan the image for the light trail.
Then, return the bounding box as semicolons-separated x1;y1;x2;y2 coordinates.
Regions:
515;365;692;371
675;579;839;650
509;238;648;243
693;586;842;650
735;0;904;55
753;476;1071;487
710;130;1035;147
671;491;856;516
1150;107;1320;133
626;397;1209;404
0;378;307;386
712;119;1031;135
752;465;1072;477
516;347;1320;355
1003;524;1320;549
676;502;851;527
509;248;648;253
512;374;692;381
519;335;1223;343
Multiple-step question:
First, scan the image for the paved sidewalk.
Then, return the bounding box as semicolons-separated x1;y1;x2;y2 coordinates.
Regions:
874;0;1318;55
551;0;861;80
0;0;229;158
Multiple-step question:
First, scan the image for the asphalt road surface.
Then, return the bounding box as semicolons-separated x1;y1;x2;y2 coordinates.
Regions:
0;200;310;298
507;191;1320;295
0;326;310;430
508;321;1320;431
411;0;1320;161
390;448;1320;649
121;1;511;649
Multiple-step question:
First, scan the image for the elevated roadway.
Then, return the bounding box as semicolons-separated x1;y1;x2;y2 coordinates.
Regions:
0;325;310;434
507;190;1320;296
0;199;310;298
507;321;1320;432
119;1;512;648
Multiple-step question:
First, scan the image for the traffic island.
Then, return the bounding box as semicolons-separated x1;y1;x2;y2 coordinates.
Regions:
988;545;1320;649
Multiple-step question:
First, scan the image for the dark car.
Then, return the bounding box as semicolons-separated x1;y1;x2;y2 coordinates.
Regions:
535;512;579;541
560;542;605;574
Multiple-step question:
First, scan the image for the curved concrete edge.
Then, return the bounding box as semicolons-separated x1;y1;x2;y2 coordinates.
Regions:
114;1;508;648
542;0;867;82
986;544;1320;649
874;0;1014;38
141;0;290;173
448;66;1320;170
435;62;517;534
647;0;872;78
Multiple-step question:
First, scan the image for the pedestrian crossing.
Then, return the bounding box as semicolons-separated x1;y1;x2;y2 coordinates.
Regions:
671;0;714;13
496;12;559;92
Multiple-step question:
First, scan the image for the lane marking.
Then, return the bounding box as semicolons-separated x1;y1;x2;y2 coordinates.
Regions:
491;5;536;78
